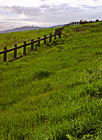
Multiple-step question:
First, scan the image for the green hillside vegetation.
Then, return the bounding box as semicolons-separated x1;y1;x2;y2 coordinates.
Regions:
0;27;55;51
0;22;102;139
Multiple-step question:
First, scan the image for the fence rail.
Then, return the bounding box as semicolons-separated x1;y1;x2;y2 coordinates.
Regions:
1;19;101;62
0;31;61;62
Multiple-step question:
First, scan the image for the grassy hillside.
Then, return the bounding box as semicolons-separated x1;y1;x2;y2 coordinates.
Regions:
0;22;102;139
0;27;55;51
0;27;56;62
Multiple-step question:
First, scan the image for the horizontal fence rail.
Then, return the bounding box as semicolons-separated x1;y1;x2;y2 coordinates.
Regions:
0;31;61;62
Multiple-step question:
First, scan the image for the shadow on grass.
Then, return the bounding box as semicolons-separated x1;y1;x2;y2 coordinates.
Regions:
34;71;52;80
81;85;102;99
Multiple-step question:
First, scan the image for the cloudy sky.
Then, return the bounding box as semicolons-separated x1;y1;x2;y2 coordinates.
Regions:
0;0;102;31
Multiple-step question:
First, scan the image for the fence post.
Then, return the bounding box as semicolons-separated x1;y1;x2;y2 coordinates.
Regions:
44;35;46;44
59;31;61;39
23;41;26;55
49;33;52;42
38;37;40;47
4;47;7;62
31;39;34;51
55;34;56;40
14;44;17;59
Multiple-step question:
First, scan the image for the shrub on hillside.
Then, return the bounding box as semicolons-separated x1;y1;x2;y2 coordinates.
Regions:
96;19;99;22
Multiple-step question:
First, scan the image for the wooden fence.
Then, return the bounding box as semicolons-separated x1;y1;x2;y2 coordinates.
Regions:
0;31;61;62
65;20;102;26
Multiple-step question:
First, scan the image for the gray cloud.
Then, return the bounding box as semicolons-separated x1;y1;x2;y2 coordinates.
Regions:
79;4;102;9
2;6;42;16
39;4;50;10
0;3;102;31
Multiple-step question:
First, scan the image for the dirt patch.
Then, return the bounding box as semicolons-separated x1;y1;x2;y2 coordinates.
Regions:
73;25;99;32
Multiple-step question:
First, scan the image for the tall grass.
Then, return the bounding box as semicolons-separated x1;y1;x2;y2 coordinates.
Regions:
0;23;102;139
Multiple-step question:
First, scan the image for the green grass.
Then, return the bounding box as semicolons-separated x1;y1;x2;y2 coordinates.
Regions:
0;22;102;139
0;27;56;61
0;27;55;51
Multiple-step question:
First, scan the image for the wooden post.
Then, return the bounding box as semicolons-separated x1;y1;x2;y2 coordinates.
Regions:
23;41;26;55
55;34;56;40
49;33;52;42
59;31;61;39
31;39;34;51
4;47;7;62
14;44;17;59
44;35;46;44
38;37;40;47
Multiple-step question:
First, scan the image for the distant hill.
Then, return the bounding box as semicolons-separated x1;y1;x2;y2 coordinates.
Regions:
0;24;64;33
0;26;45;33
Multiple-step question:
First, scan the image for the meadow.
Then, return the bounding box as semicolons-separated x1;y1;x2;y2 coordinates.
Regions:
0;22;102;139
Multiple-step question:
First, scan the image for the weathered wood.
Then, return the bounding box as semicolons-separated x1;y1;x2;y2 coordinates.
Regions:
23;41;26;55
0;31;62;62
49;33;52;42
55;34;56;40
55;26;64;35
59;31;61;39
4;47;7;62
0;50;5;55
14;44;17;59
31;39;34;51
38;37;40;47
8;54;27;62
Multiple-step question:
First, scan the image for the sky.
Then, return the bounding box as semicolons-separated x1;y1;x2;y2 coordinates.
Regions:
0;0;102;31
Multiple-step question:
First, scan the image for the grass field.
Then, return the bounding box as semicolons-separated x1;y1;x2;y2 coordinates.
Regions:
0;22;102;139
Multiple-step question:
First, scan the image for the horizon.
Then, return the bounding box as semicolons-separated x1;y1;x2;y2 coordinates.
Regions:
0;19;102;33
0;23;65;32
0;0;102;31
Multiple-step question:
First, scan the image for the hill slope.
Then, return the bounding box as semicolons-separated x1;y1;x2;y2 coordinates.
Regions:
0;24;63;33
0;22;102;139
